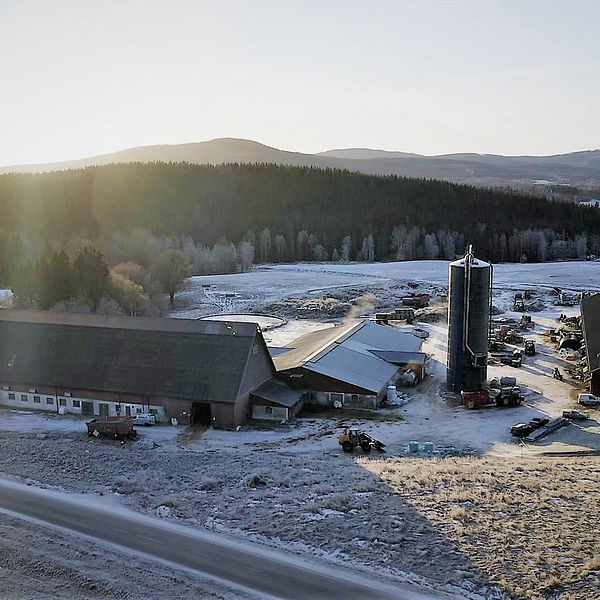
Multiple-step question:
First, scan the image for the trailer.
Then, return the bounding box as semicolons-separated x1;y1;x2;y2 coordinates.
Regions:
401;294;430;309
524;418;569;442
86;419;137;441
461;389;490;409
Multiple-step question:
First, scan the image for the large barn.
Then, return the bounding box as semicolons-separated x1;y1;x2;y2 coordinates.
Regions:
581;293;600;396
0;310;276;428
273;320;426;409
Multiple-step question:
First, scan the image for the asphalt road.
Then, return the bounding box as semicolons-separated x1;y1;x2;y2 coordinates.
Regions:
0;478;450;600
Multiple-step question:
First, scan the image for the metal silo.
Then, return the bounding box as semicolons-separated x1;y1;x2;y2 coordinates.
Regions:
446;246;492;392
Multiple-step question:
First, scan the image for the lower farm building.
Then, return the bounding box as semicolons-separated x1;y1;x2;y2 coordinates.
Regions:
273;320;426;408
0;310;279;428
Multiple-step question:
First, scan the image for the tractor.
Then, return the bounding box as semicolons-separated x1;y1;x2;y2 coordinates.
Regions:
338;429;385;454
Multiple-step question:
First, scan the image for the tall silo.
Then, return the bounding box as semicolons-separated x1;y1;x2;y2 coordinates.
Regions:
447;246;492;392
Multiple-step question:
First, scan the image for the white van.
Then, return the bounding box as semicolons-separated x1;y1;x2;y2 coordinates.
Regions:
132;413;157;426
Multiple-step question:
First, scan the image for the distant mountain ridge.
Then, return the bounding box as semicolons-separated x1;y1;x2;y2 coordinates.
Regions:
2;138;600;187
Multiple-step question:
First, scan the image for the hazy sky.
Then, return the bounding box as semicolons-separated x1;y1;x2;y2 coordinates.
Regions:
1;0;599;165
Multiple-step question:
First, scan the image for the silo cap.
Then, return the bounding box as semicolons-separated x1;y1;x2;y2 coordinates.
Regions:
449;256;491;268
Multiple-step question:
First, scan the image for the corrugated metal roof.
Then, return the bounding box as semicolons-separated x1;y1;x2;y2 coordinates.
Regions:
268;347;293;357
305;346;398;394
369;350;428;365
347;322;423;353
273;322;360;371
250;380;303;408
0;311;268;402
581;294;600;373
275;320;424;393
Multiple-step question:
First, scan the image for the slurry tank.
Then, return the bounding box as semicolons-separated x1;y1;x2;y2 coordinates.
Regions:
447;246;492;392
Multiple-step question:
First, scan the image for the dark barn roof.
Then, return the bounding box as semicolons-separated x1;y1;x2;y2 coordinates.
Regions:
0;310;269;402
581;294;600;373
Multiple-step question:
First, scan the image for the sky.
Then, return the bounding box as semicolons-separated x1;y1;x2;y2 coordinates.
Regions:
1;0;599;165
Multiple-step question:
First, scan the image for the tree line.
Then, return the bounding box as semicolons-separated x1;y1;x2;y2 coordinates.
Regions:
1;162;599;310
0;232;193;314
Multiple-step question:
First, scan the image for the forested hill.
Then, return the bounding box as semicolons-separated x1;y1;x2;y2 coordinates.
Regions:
2;138;600;189
1;162;599;265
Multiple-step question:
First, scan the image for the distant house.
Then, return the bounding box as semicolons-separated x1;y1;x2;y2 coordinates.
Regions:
273;321;426;409
581;294;600;396
0;310;278;428
580;199;600;208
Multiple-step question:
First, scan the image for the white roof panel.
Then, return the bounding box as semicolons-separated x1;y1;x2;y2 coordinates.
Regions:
305;345;398;394
348;322;423;353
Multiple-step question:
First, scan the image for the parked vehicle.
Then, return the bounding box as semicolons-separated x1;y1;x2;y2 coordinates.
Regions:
511;418;547;438
562;409;589;420
578;393;600;407
494;385;523;407
524;340;536;356
132;412;156;426
511;423;533;438
338;429;385;453
513;293;525;312
86;419;137;441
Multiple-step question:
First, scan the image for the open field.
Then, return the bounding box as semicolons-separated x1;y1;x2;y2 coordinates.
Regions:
1;418;599;599
365;456;600;600
172;261;600;319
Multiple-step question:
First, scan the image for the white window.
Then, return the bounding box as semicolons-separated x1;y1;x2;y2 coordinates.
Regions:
8;393;15;400
33;396;41;403
72;400;81;408
20;394;28;402
59;398;66;406
46;397;54;405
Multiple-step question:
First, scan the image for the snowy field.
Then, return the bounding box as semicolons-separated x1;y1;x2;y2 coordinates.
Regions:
173;260;600;320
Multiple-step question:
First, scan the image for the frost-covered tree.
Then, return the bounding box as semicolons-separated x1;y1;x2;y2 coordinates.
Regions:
213;240;238;273
152;248;191;305
259;228;272;262
312;244;328;262
359;234;375;262
110;272;152;316
535;230;547;262
296;230;310;261
423;234;439;259
238;240;255;272
274;234;287;262
340;235;352;262
575;235;588;259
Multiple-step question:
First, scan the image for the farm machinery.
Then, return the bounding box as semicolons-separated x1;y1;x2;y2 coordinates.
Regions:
338;429;385;454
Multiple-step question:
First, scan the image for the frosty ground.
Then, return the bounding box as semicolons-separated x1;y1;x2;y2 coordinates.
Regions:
1;260;600;600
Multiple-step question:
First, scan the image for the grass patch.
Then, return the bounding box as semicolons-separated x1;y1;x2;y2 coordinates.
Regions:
363;455;600;599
